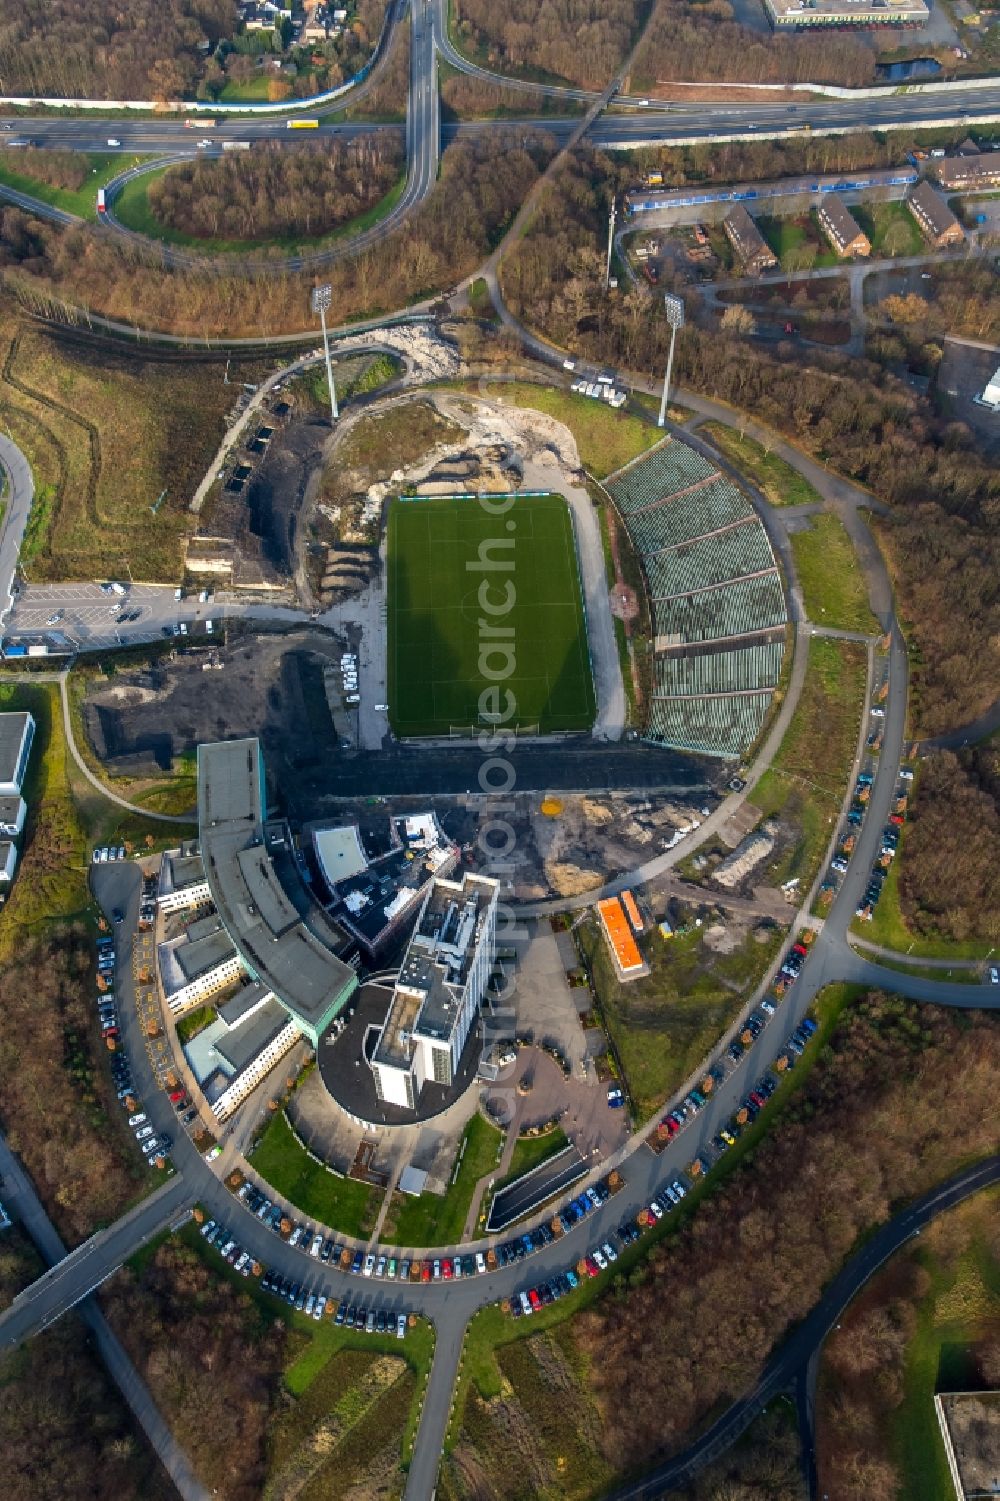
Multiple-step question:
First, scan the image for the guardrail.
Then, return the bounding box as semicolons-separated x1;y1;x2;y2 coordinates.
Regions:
0;0;394;115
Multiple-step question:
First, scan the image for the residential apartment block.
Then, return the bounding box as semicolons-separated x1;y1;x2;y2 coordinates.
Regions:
908;180;965;248
723;206;778;275
816;196;871;258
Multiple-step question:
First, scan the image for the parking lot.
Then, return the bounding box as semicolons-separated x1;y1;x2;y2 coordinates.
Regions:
5;581;223;655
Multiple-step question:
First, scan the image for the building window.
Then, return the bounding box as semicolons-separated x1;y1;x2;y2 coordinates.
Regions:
431;1047;450;1085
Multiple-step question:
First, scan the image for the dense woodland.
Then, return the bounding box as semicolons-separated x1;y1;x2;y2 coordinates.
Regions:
663;1410;805;1501
0;0;237;99
0;1319;175;1501
441;68;582;119
898;746;1000;944
346;5;409;118
632;0;874;87
0;148;93;192
629;129;929;192
499;151;1000;734
0;926;141;1242
104;1241;287;1500
573;992;1000;1477
871;260;1000;346
148;137;404;241
818;1194;1000;1497
0;130;552;333
451;0;644;89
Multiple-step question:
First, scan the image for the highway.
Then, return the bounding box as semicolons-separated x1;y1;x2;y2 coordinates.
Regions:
7;81;1000;156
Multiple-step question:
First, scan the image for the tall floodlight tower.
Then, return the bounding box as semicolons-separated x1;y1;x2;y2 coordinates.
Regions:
605;198;617;290
311;283;338;423
658;293;685;428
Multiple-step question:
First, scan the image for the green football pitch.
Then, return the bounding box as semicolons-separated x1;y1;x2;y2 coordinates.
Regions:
386;493;596;737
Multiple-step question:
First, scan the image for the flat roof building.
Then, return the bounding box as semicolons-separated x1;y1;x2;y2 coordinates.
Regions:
0;840;17;884
197;738;357;1046
181;992;299;1123
723;205;778;276
0;712;34;798
908;180;965;248
933;154;1000;192
979;366;1000;411
0;795;26;838
765;0;928;26
158;845;211;913
158;917;244;1014
312;824;369;888
597;897;648;981
816;197;871;258
372;871;499;1112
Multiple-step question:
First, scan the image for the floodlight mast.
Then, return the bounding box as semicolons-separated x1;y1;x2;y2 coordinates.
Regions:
311;284;338;423
605;198;617;290
658;293;685;428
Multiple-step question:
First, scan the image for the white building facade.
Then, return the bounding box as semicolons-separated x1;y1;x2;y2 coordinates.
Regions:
372;872;499;1112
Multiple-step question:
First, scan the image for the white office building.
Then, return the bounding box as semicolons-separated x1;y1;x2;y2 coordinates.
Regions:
0;796;26;838
372;871;499;1111
158;912;245;1014
0;712;34;797
158;846;212;913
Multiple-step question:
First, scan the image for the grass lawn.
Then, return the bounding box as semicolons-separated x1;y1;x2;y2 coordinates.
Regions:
0;682;89;945
445;984;855;1472
468;276;496;318
381;1114;503;1247
757;213;838;269
752;636;867;892
493;382;662;479
0;151;135;219
249;1111;380;1239
818;1185;1000;1501
386;493;595;737
894;1193;1000;1501
853;199;924;258
701;422;823;507
496;1127;570;1194
175;1005;218;1043
579;920;785;1121
179;1221;435;1480
218;74;273;101
790;512;880;634
112;161;407;254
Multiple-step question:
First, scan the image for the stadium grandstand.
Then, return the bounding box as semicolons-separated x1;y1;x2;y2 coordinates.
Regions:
606;440;787;759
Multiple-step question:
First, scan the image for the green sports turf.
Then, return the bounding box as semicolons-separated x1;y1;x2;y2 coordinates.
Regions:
387;494;596;737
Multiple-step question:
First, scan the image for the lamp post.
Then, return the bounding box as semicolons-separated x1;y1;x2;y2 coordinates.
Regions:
311;284;338;423
658;293;685;428
605;198;617;291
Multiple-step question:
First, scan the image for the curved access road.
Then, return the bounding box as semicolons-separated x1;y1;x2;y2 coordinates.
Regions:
98;0;439;276
429;0;600;103
603;1152;1000;1499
